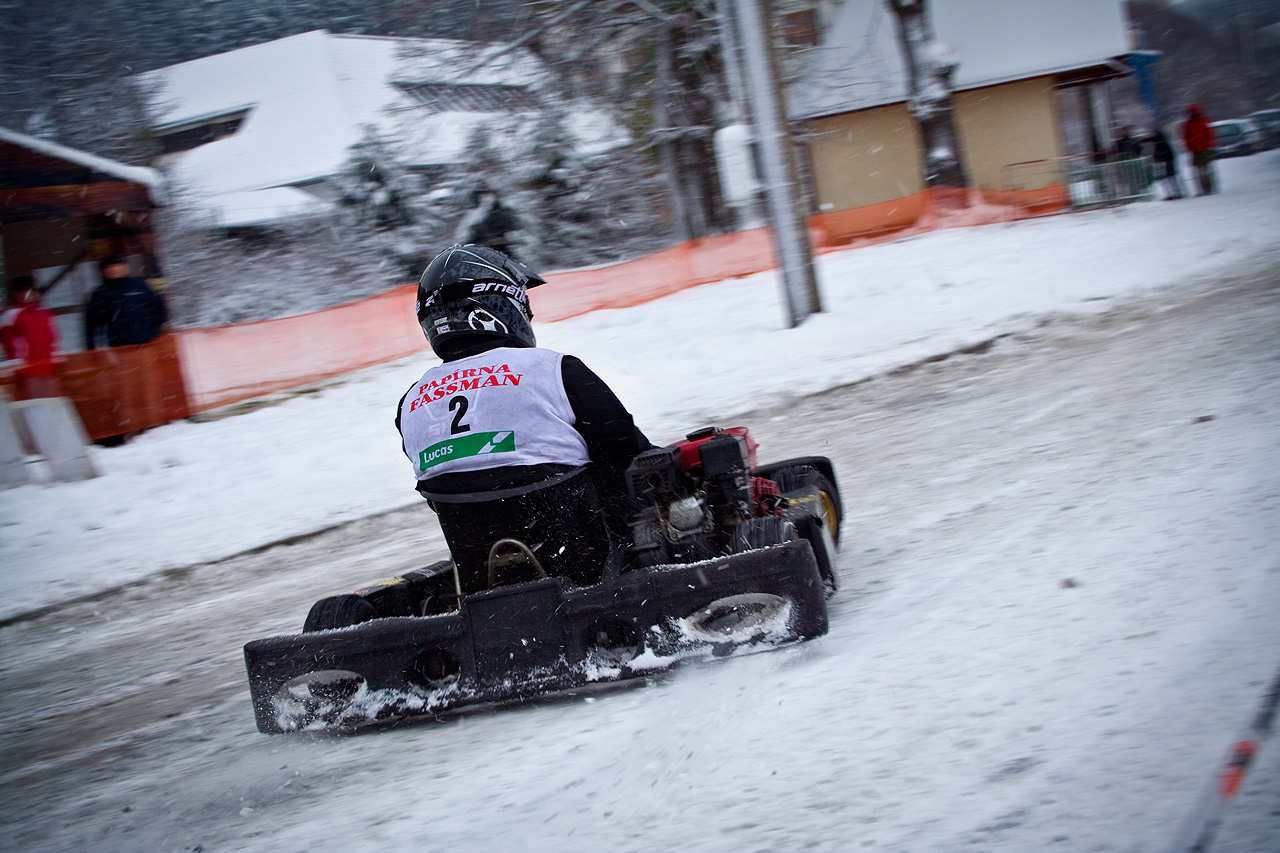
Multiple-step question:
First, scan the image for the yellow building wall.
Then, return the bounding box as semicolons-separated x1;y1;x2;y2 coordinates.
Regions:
804;77;1066;209
952;77;1064;190
806;102;924;211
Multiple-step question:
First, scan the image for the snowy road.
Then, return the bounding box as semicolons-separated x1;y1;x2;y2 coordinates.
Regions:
2;263;1279;852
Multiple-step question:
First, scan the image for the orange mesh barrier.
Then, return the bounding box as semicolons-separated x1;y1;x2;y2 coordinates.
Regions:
812;187;1024;252
682;229;778;289
57;335;191;440
979;182;1069;217
176;285;426;413
531;229;780;323
531;244;692;323
813;192;928;247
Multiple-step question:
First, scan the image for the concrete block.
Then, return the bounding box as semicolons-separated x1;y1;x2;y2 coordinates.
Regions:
0;398;31;487
9;397;99;482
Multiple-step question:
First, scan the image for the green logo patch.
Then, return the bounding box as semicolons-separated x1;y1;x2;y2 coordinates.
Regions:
418;431;516;471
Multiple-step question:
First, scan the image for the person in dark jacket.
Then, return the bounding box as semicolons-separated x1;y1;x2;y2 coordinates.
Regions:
84;255;168;349
1114;126;1142;159
1112;126;1147;197
396;244;652;591
1148;128;1183;200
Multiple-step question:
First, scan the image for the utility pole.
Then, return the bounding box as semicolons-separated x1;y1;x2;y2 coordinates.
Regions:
730;0;822;327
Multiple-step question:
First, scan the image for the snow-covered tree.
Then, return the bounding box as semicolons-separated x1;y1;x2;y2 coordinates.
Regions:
331;126;445;277
419;109;666;272
525;2;733;242
419;124;532;261
155;211;410;327
0;1;159;164
154;169;406;328
887;0;968;188
516;104;667;269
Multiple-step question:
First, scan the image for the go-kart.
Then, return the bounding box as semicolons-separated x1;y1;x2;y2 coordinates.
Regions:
243;426;842;733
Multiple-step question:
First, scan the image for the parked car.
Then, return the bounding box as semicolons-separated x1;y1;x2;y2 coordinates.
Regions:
1209;118;1267;157
1249;109;1280;149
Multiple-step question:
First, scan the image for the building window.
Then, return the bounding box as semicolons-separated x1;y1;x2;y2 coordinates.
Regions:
782;9;818;49
401;84;537;112
156;110;250;155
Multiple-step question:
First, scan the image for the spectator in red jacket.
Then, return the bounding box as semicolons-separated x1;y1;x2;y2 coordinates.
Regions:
1181;104;1217;196
1;275;61;399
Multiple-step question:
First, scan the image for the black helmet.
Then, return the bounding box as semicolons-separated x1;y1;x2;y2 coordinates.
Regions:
416;244;546;358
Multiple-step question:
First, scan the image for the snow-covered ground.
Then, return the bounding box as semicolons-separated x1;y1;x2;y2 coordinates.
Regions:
3;152;1277;623
1;152;1278;853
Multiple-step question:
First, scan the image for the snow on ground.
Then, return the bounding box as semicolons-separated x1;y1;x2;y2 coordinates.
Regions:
1;151;1278;623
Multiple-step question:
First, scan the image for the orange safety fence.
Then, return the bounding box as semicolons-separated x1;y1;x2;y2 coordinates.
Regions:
809;185;1069;252
0;335;193;442
10;187;1068;429
59;335;192;440
175;285;427;412
812;192;929;248
979;181;1070;217
531;228;779;323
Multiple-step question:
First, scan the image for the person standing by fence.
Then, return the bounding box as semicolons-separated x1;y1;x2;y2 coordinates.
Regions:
1181;105;1217;196
83;255;171;445
1;275;61;399
1112;126;1148;199
84;255;168;350
1149;128;1183;200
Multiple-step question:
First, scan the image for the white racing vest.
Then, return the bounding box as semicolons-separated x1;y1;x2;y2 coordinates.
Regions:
399;347;589;483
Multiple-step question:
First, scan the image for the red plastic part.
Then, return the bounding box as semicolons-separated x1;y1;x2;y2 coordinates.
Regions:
675;426;759;471
751;476;783;516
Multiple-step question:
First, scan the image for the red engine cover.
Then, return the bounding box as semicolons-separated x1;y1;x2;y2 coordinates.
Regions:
676;426;759;471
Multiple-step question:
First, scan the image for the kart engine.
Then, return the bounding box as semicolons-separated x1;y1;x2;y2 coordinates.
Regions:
626;426;777;567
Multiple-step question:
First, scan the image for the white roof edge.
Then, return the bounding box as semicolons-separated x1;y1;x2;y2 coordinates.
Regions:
328;31;492;51
328;32;403;43
792;54;1131;120
0;125;165;192
952;55;1130;94
153;104;258;132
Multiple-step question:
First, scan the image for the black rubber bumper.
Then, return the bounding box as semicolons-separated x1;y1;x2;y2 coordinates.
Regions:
244;540;827;733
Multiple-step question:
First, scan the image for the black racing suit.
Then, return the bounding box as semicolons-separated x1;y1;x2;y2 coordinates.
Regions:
396;339;651;588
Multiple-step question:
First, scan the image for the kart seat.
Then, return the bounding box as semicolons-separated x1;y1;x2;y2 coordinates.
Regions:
423;465;613;593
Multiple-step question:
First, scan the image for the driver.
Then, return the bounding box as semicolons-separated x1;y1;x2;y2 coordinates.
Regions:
396;244;651;590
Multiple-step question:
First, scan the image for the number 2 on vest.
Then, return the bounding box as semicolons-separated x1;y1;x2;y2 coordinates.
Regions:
449;395;472;434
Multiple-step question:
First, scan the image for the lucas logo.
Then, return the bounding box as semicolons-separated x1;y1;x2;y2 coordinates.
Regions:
419;431;516;472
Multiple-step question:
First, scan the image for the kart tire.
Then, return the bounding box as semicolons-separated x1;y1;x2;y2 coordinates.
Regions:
302;594;380;633
771;465;842;545
731;516;799;552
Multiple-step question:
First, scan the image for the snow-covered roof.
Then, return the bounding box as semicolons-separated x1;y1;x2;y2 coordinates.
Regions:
141;30;610;226
791;0;1131;120
0;125;164;191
